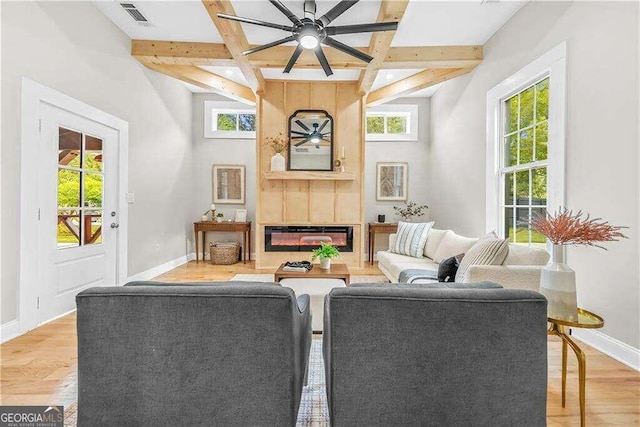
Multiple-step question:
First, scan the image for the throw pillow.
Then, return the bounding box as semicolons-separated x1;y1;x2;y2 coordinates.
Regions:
390;221;434;258
455;232;510;282
432;232;478;263
437;253;465;282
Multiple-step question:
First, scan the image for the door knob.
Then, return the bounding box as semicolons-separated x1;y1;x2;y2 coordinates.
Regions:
110;223;119;229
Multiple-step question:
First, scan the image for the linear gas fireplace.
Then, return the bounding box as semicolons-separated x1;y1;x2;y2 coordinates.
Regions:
265;226;354;252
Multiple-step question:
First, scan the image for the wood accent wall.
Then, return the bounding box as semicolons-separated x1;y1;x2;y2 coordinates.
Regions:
256;81;365;269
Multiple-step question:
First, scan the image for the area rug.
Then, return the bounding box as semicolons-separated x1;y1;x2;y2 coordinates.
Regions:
231;273;389;284
57;337;328;426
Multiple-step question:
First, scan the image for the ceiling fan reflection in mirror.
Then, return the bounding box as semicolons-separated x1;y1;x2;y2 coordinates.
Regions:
217;0;399;76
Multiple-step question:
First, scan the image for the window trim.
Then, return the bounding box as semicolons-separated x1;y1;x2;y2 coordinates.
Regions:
204;101;256;139
366;104;418;141
486;42;567;238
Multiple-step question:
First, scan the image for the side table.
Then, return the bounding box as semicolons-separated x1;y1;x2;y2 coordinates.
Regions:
368;222;398;265
547;308;604;427
194;221;251;264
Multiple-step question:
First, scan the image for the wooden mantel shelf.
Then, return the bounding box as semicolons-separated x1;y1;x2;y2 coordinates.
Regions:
265;171;356;181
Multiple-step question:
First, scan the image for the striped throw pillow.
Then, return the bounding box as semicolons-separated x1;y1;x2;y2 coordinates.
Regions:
455;232;509;282
390;221;434;258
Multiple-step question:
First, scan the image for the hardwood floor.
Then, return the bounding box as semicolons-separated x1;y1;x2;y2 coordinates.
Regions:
1;261;638;426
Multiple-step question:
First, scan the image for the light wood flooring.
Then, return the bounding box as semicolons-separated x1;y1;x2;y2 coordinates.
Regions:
1;261;639;426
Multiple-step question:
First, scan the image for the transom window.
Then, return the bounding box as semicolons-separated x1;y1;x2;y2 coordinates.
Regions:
501;78;549;245
57;127;103;248
204;101;256;139
366;104;418;141
367;112;409;135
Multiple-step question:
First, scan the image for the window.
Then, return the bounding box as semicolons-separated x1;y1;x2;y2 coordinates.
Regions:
57;127;104;248
366;104;418;141
486;43;566;246
204;101;256;139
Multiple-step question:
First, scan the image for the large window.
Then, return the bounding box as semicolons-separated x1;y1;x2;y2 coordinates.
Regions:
502;78;549;244
486;43;566;246
204;101;256;139
366;104;418;141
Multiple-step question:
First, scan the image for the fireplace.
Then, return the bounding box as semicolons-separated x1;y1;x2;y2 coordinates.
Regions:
265;226;353;252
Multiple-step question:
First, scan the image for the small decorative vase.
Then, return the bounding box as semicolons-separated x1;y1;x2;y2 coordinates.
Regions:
216;217;223;223
201;215;209;222
378;214;385;223
320;258;331;270
539;244;578;321
270;153;286;171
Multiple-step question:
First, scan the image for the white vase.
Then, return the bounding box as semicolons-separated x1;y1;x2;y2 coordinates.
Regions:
539;244;578;321
320;258;331;270
271;153;286;171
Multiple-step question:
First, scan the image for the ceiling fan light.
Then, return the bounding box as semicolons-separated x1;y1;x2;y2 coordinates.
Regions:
300;34;319;49
310;135;321;143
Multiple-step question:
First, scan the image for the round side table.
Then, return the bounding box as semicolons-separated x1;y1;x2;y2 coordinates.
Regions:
547;308;604;427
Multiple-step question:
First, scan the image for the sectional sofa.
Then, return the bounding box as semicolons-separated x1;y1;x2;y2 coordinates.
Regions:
377;228;550;290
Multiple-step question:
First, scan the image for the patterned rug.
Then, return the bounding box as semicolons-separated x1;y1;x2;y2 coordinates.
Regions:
58;337;328;426
231;273;389;284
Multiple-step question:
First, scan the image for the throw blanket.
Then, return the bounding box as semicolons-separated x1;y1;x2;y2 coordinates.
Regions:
398;269;438;284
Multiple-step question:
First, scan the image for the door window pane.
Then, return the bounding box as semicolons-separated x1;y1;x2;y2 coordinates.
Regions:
84;135;103;172
84;173;103;208
58;169;81;208
57;209;80;248
58;127;82;168
84;210;103;245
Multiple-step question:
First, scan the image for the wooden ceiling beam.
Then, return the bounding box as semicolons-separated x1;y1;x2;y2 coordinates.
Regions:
366;67;476;106
139;61;255;105
201;0;265;93
358;0;410;95
132;40;482;70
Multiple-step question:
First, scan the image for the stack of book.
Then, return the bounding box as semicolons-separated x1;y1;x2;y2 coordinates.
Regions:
282;261;313;272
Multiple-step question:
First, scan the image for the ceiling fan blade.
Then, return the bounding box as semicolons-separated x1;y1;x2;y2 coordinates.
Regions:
216;13;293;32
315;47;333;77
268;0;302;24
323;37;373;63
284;44;304;73
318;0;359;27
291;130;309;136
325;21;398;36
243;36;296;55
295;120;311;132
295;139;310;147
318;119;329;133
304;0;317;19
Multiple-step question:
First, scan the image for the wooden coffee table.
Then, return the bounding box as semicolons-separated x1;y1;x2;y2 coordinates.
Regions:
274;263;350;285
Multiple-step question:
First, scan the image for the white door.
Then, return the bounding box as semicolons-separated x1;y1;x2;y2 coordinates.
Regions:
38;102;119;322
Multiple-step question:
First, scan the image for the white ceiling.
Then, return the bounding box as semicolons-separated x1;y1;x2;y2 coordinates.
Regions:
94;0;527;99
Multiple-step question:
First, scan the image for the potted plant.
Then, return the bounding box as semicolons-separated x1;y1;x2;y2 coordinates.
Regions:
265;132;288;171
216;212;224;223
311;242;340;270
393;201;428;222
531;208;626;321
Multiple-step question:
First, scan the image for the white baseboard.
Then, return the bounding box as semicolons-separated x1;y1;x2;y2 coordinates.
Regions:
1;320;20;344
573;329;640;371
126;253;195;282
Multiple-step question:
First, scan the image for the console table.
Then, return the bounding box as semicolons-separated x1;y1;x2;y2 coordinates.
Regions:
194;221;251;264
368;222;398;264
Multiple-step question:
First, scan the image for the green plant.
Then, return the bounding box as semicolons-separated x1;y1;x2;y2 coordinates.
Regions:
393;201;428;221
265;132;288;155
311;242;340;261
217;212;224;218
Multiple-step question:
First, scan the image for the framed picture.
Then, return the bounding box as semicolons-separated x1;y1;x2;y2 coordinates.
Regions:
234;209;247;222
212;164;245;204
376;162;408;201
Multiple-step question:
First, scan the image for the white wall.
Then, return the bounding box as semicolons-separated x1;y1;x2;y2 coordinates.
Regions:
1;2;193;324
365;98;430;257
429;2;639;349
192;93;256;257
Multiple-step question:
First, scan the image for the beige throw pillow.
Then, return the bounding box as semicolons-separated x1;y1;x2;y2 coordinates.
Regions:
432;232;478;263
455;232;510;282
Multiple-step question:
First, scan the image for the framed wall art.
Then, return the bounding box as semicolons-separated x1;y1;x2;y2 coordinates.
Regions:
212;164;245;204
376;162;408;201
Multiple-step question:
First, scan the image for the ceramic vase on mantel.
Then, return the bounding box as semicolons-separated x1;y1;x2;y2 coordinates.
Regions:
270;153;286;171
539;244;578;321
320;258;331;270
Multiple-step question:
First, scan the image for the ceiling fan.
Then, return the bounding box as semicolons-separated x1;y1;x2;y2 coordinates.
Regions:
217;0;399;76
292;119;330;148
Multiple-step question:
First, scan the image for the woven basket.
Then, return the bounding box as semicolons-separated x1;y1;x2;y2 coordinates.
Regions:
209;242;240;265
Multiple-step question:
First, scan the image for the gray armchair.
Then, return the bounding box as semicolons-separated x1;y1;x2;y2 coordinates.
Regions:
77;281;312;426
323;284;548;426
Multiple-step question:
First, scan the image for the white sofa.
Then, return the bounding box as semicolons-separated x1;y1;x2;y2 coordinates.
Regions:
377;228;550;291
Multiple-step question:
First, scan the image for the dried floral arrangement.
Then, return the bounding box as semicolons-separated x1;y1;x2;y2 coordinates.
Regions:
531;208;627;249
265;132;288;155
394;201;428;221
